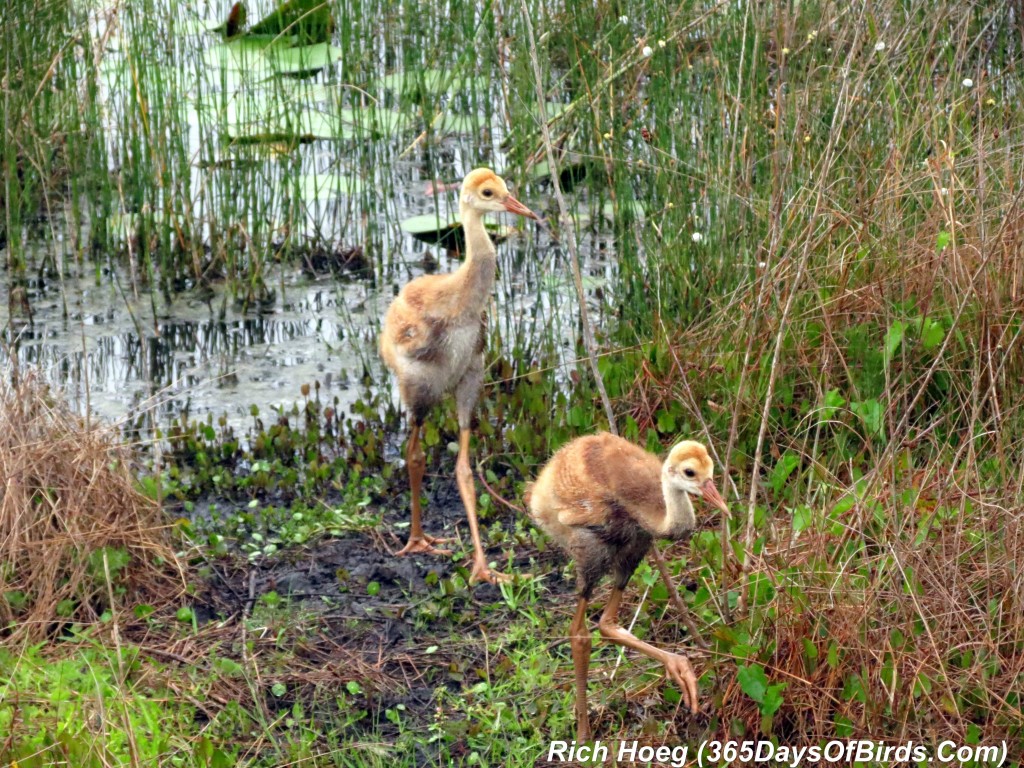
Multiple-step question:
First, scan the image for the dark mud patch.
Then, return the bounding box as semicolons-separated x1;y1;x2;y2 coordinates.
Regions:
189;473;575;723
197;474;571;617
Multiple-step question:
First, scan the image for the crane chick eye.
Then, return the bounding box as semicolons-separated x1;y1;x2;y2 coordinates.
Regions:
481;189;493;198
684;468;696;478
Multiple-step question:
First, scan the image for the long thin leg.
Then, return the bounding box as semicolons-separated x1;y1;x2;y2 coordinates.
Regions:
396;420;452;556
453;357;508;584
649;544;708;649
455;427;508;583
569;596;593;742
598;588;700;714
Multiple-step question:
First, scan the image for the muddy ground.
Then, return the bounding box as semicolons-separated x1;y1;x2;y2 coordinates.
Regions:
185;476;563;732
176;474;703;763
198;474;569;614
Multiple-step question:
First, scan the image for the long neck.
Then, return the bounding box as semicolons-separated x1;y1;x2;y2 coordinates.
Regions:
659;475;696;538
454;205;497;315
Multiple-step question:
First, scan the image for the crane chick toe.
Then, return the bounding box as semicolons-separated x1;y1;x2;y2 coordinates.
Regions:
663;653;700;714
395;535;453;557
468;562;513;585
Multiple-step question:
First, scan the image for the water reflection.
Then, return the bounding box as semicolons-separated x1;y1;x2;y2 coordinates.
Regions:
0;276;370;429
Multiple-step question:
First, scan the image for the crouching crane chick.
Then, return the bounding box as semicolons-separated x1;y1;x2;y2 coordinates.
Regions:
527;434;729;741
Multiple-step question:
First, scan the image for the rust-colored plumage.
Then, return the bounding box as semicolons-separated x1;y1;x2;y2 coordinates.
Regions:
528;433;729;741
380;168;537;585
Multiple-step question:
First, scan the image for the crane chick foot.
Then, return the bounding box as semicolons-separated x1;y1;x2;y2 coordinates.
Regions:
468;561;512;585
663;652;700;714
395;534;453;557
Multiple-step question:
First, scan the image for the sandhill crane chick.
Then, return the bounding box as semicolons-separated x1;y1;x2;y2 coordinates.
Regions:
528;434;729;741
380;168;537;585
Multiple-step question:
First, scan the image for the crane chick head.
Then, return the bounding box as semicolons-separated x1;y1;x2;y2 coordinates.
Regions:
663;441;729;514
460;168;538;219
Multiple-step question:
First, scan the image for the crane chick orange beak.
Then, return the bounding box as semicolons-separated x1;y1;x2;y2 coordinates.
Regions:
503;194;539;220
701;479;730;515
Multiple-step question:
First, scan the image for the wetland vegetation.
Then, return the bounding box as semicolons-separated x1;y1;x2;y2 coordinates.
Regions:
2;0;1024;765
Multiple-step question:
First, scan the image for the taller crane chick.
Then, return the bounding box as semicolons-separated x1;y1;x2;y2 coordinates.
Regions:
380;169;537;584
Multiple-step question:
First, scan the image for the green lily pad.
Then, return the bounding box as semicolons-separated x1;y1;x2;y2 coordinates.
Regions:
431;112;486;135
193;88;274;130
527;155;591;192
280;109;340;138
571;198;646;228
400;213;514;248
294;82;345;104
400;213;461;245
338;107;409;139
268;42;342;76
204;38;342;80
375;69;488;99
206;100;409;144
600;198;646;220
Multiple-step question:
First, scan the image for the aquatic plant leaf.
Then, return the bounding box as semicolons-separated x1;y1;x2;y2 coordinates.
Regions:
400;214;512;246
526;153;590;191
400;212;460;238
248;0;335;44
280;109;340;138
376;69;487;98
568;197;646;229
204;39;341;78
193;88;278;132
268;42;343;74
602;199;646;220
432;112;486;135
295;82;346;104
337;107;410;139
211;103;407;144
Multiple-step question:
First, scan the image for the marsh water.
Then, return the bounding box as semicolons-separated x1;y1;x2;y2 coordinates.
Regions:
1;0;632;429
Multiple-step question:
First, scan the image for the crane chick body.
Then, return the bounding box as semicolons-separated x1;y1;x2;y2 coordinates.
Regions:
530;434;701;597
380;221;494;415
380;168;536;584
528;433;728;740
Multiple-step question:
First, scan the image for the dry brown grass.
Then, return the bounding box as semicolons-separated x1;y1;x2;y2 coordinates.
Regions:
716;487;1024;748
0;369;185;643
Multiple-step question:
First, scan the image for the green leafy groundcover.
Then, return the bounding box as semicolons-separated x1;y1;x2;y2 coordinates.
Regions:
0;644;203;767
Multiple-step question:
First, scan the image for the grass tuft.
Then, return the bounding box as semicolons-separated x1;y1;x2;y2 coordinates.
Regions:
0;369;185;643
